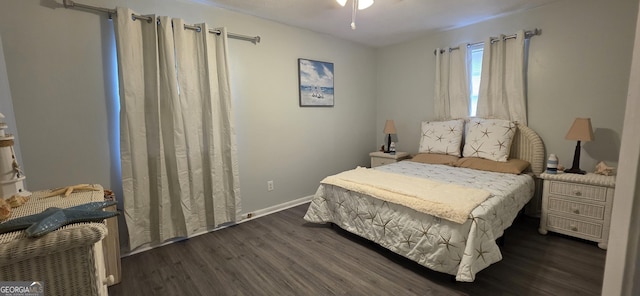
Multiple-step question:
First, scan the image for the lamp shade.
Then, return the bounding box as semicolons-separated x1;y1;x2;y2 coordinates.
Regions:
383;120;397;134
336;0;347;6
565;118;594;142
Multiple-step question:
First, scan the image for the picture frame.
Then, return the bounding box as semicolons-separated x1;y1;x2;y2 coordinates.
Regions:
298;58;334;107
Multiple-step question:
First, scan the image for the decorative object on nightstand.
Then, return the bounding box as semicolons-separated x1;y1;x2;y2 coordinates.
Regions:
370;151;409;168
538;172;615;249
594;161;615;176
564;118;594;174
546;153;558;174
0;200;117;237
41;183;102;198
383;120;396;153
0;112;29;199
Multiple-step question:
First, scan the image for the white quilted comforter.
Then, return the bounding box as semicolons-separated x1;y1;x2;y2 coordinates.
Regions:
303;161;534;282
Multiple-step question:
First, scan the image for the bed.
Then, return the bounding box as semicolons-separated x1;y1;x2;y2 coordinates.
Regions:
303;119;544;282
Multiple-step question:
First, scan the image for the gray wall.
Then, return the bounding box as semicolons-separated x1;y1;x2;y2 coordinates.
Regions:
0;0;376;216
0;36;23;168
376;0;638;172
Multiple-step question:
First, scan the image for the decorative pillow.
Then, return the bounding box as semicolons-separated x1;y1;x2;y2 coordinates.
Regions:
462;118;516;162
455;157;531;174
409;153;459;166
418;119;464;156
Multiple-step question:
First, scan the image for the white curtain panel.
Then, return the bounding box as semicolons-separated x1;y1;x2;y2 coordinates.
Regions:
433;44;470;120
114;7;241;250
477;30;527;125
433;49;450;120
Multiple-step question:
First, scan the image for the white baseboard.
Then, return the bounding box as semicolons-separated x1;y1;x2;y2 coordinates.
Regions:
239;195;314;222
122;195;314;257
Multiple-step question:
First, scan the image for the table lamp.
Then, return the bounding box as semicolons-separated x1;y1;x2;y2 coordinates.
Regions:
383;120;396;153
564;118;594;174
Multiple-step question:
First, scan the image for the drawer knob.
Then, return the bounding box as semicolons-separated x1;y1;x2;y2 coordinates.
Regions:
573;190;582;196
570;224;578;231
571;207;580;214
103;275;115;285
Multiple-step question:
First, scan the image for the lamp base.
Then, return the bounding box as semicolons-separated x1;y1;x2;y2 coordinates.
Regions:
564;167;586;175
566;140;586;175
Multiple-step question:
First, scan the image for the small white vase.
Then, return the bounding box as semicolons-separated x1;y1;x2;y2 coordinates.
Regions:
546;154;558;174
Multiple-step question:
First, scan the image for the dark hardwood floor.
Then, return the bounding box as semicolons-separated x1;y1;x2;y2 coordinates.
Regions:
108;203;606;296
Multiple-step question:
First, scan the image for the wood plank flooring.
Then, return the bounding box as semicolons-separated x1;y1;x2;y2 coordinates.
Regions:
108;203;606;296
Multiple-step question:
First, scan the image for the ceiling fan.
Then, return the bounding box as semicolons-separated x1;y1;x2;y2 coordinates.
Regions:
336;0;374;30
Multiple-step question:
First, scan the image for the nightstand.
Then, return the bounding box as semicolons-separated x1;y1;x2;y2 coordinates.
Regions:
103;191;121;285
369;151;410;168
538;172;615;249
0;185;113;295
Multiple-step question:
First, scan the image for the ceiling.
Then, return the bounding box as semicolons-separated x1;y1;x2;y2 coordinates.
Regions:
199;0;562;47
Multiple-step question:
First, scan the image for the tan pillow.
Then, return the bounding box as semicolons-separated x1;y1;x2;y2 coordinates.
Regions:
455;157;531;174
409;153;459;166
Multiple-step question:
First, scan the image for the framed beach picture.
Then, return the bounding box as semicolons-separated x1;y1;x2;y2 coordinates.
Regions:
298;58;334;107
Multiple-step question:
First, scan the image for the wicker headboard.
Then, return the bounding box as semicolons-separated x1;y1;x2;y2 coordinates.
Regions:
510;123;545;176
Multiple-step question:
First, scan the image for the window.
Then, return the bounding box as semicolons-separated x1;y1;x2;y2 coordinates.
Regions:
469;44;483;116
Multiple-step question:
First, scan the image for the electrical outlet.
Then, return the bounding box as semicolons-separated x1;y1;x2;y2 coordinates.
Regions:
267;180;274;191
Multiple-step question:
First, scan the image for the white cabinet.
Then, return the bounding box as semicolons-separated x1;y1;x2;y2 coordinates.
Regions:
539;173;615;249
369;151;410;168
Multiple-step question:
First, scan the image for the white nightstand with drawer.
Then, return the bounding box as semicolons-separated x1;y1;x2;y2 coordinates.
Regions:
538;172;616;249
369;151;410;168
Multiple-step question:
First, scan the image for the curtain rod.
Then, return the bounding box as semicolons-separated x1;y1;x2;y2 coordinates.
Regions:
433;28;540;55
62;0;261;44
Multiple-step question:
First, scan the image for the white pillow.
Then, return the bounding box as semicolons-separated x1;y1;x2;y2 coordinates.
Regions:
462;118;516;162
418;119;464;156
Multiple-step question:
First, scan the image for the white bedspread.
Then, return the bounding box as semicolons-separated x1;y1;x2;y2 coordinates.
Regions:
304;161;534;282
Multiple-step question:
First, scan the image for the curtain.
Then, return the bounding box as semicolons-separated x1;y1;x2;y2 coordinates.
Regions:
114;7;241;250
433;44;470;120
476;30;527;124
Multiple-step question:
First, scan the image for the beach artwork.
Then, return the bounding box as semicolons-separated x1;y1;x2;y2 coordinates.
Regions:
298;58;334;107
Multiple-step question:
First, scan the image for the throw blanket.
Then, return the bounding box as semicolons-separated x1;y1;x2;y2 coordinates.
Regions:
321;167;491;223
